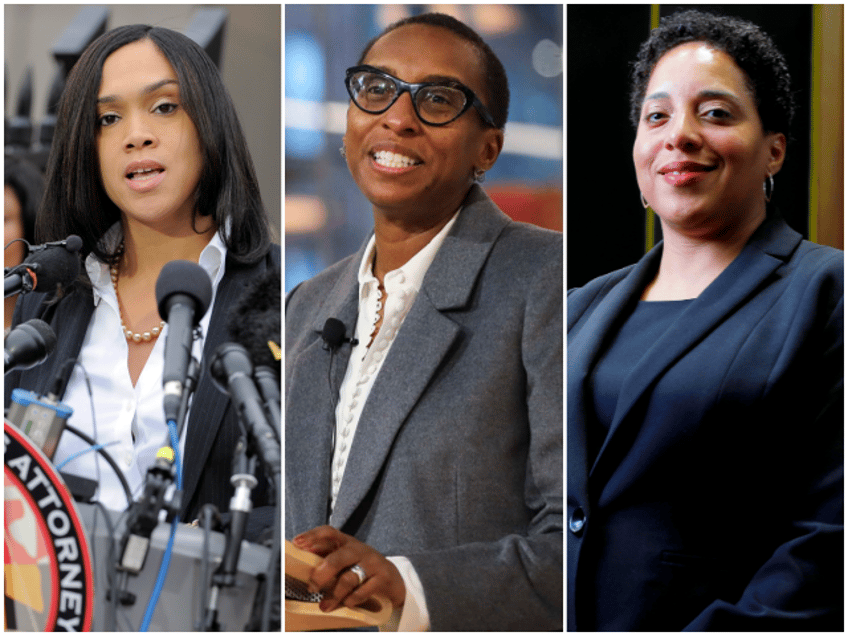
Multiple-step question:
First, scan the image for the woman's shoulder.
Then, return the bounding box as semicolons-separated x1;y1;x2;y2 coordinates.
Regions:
568;262;637;306
12;284;92;327
498;218;562;251
792;239;843;278
485;219;562;285
285;251;359;311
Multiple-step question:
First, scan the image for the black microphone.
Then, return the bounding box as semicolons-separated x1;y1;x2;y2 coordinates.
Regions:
4;318;57;373
228;267;281;439
155;261;213;423
209;342;280;472
4;234;82;298
321;318;358;351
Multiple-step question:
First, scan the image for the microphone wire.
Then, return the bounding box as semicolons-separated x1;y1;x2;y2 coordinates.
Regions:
63;424;133;508
139;418;182;631
139;516;179;631
327;349;338;457
261;471;282;631
55;440;120;472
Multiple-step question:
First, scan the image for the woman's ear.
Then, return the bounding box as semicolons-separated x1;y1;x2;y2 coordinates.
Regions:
766;132;787;176
476;128;504;172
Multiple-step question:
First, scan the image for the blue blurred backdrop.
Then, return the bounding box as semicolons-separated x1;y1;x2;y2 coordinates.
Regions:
285;4;562;292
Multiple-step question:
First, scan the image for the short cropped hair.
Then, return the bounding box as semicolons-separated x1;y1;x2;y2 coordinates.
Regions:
629;10;794;136
357;12;510;130
38;24;271;267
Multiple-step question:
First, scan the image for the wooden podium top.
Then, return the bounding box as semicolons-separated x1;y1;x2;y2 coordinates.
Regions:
285;540;392;631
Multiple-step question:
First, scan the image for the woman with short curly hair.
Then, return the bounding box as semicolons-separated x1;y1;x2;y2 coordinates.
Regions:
568;10;842;630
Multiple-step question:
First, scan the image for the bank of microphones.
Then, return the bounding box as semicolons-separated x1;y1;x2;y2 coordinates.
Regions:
5;236;82;458
205;265;281;631
4;236;81;374
210;266;282;465
5;234;82;298
5;250;281;630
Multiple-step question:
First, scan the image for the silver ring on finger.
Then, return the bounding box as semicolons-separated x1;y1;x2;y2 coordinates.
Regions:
349;564;367;586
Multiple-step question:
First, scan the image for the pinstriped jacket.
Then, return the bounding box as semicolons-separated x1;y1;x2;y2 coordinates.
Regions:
285;185;563;631
5;245;280;525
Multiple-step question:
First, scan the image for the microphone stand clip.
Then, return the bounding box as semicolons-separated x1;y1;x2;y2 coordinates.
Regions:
117;454;183;576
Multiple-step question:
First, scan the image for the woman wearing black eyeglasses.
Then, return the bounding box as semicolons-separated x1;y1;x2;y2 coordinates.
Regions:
285;12;562;632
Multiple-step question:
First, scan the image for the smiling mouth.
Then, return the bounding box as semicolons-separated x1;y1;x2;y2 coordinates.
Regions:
127;167;165;180
659;163;717;175
372;150;422;169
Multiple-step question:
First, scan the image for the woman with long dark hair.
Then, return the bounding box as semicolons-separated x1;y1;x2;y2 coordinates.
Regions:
6;24;279;531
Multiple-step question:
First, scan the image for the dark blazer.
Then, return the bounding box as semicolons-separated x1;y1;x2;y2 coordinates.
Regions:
285;185;563;631
567;216;843;631
5;246;281;527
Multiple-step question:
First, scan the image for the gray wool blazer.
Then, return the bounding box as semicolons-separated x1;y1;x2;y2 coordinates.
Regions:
285;184;563;631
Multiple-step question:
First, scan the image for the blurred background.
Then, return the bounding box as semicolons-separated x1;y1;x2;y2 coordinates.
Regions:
568;4;843;288
5;4;281;241
285;4;563;292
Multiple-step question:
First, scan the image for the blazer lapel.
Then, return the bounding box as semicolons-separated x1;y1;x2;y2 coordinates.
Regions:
330;185;511;529
286;249;361;532
19;289;96;400
592;217;802;477
567;245;660;506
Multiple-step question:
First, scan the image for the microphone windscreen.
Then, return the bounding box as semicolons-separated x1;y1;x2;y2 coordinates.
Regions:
24;318;57;352
22;245;81;292
5;318;57;371
321;318;346;349
155;260;213;323
65;234;83;253
228;267;281;372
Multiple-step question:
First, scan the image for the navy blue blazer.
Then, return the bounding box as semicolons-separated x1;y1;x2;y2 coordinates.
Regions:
5;246;280;528
567;216;843;631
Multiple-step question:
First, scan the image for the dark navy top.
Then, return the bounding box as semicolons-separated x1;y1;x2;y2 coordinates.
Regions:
588;299;693;458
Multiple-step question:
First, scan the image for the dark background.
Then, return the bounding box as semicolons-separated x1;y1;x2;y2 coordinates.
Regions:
567;4;813;288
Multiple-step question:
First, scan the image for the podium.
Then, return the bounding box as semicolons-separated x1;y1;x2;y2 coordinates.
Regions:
5;420;271;631
78;503;269;631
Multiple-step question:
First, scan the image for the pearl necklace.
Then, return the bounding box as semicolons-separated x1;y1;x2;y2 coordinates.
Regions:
110;242;165;344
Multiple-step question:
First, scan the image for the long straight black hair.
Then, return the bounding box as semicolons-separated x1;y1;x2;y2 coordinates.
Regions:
37;24;271;270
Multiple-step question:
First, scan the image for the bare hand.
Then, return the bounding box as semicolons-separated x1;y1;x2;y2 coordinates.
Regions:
293;525;406;611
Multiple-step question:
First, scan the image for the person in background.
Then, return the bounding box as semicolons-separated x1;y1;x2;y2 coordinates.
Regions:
4;155;45;333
